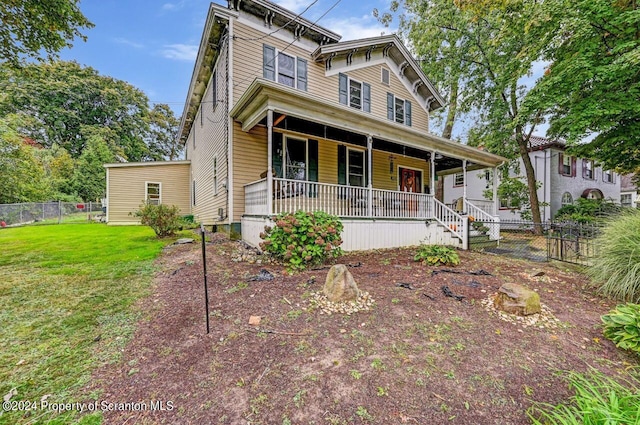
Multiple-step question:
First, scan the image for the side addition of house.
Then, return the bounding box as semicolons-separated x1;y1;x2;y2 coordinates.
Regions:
105;0;507;250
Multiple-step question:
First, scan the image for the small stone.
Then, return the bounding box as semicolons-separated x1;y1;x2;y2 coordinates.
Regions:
249;316;261;326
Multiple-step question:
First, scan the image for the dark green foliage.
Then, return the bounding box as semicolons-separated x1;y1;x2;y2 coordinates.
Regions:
133;203;182;238
528;369;640;424
602;303;640;356
259;210;343;272
0;0;93;64
589;210;640;302
555;198;621;223
414;245;460;267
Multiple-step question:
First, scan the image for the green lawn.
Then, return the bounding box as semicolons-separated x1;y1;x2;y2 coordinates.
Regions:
0;223;177;425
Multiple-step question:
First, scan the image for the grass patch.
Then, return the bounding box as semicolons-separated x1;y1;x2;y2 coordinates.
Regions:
0;223;177;424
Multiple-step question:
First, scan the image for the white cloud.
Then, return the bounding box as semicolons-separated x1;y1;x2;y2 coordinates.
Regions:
160;44;198;61
273;0;313;14
323;14;393;41
113;37;144;49
161;1;187;11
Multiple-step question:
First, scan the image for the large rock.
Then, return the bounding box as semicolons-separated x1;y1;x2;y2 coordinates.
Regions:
323;265;360;302
494;283;541;316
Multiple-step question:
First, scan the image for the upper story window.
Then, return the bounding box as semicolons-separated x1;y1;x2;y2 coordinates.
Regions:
453;172;464;187
339;73;370;112
558;152;575;177
582;159;594;180
263;44;307;91
387;93;412;126
146;182;161;205
603;169;615;183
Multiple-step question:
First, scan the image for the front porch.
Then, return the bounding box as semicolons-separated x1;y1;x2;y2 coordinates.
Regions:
232;79;505;251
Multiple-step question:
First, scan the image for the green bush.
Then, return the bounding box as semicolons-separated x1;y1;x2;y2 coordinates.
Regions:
589;209;640;302
527;369;640;424
259;210;343;272
602;303;640;356
414;245;460;266
132;203;182;237
555;197;621;223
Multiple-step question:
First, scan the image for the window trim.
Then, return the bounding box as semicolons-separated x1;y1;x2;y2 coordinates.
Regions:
582;159;594;180
453;172;464;187
387;92;412;126
349;78;363;110
559;153;575;177
603;169;615;184
381;67;390;86
346;147;366;187
145;182;161;205
561;192;573;207
621;193;633;207
263;44;307;91
397;166;424;193
283;136;308;181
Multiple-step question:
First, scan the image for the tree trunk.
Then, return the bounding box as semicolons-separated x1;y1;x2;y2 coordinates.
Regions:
515;126;543;235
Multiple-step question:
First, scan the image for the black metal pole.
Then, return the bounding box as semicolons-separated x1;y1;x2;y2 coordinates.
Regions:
201;224;210;334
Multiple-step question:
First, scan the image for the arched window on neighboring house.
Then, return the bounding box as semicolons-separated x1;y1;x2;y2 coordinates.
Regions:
561;192;573;207
582;188;604;200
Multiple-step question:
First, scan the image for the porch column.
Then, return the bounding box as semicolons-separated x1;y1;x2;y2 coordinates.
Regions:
462;159;468;206
266;109;273;215
367;135;373;217
493;166;499;216
430;151;436;195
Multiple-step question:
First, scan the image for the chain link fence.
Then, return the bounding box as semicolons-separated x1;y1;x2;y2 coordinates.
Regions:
0;202;105;226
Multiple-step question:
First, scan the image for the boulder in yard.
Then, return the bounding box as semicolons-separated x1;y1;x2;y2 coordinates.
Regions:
323;264;360;302
494;283;541;316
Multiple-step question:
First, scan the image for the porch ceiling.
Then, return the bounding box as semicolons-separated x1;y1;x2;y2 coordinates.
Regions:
230;79;506;169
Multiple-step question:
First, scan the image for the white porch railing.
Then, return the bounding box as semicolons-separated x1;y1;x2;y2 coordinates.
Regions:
243;177;467;244
466;198;495;216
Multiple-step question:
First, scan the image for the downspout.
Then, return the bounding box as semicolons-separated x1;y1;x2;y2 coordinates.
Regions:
367;136;373;217
226;19;234;228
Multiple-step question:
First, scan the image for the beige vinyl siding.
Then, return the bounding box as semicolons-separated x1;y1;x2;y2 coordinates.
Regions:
232;21;429;133
106;163;191;223
372;150;430;192
188;35;230;225
232;122;268;221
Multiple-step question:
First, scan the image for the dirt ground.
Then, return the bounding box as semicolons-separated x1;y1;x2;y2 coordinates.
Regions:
88;234;635;425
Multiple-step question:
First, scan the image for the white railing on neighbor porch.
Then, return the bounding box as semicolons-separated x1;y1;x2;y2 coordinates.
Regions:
466;198;495;216
243;177;468;244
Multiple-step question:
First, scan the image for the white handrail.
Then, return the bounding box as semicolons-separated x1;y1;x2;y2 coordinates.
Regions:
432;198;466;244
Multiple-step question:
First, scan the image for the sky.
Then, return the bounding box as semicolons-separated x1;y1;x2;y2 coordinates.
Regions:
59;0;396;117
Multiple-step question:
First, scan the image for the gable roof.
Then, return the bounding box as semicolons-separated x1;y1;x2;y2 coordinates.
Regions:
311;34;445;112
527;135;565;151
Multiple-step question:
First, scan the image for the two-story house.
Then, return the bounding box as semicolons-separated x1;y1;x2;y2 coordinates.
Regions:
443;136;621;221
105;0;506;250
621;174;639;208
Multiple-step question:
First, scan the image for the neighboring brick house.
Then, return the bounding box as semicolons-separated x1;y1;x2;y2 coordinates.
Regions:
105;0;506;250
444;136;621;221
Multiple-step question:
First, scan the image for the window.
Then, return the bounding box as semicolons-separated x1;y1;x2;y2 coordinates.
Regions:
213;156;218;196
347;148;365;187
146;182;161;205
339;73;370;112
621;193;633;207
603;170;614;183
381;68;390;85
387;93;412;126
561;192;573;207
558;153;575;176
582;159;594;180
284;137;307;181
453;173;464;187
263;44;307;91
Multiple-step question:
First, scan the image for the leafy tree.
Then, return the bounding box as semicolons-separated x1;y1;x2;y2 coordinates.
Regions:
71;134;114;202
523;0;640;173
0;61;151;160
0;0;93;64
146;103;183;160
378;0;550;232
0;118;50;203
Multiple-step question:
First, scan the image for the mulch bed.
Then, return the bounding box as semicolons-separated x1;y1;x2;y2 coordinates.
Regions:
88;234;634;424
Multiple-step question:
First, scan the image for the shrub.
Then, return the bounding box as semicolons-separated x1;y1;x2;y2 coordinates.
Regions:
589;209;640;302
527;369;640;424
132;203;182;237
414;245;460;266
602;303;640;356
259;210;343;272
555;197;621;223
